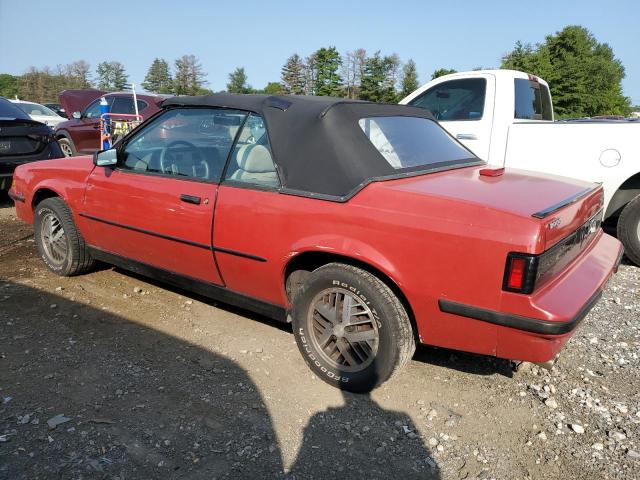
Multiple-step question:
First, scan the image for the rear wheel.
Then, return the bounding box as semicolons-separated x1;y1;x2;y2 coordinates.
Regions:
58;137;76;157
34;197;95;276
617;194;640;266
292;263;415;392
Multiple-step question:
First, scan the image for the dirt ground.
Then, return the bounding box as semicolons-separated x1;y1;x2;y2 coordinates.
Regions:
1;196;638;480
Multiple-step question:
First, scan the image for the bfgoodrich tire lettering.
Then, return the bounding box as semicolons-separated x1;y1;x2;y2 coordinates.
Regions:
617;194;640;266
34;197;95;276
292;263;415;392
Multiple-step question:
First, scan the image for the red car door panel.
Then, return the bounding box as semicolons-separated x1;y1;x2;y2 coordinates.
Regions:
79;168;223;285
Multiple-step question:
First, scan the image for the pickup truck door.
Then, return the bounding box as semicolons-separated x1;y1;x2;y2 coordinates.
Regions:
78;107;247;285
405;74;496;160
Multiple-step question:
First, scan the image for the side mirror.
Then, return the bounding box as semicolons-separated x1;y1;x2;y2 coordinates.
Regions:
72;111;81;119
94;148;118;167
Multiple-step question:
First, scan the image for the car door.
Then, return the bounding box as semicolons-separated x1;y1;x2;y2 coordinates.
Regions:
79;107;248;285
75;97;114;154
407;74;495;160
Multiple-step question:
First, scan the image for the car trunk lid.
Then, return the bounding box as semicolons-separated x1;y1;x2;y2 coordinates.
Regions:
377;165;603;250
0;119;52;158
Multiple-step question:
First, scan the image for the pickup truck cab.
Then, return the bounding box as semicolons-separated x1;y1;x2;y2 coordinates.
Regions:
401;69;640;265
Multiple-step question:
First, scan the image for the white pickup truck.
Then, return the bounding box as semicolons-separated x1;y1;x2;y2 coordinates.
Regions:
401;69;640;265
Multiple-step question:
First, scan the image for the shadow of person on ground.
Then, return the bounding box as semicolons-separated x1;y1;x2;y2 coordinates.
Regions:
288;374;440;479
0;281;284;479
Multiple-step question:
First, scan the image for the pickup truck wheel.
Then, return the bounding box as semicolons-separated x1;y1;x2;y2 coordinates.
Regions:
34;198;95;276
58;137;76;157
292;263;415;392
617;195;640;266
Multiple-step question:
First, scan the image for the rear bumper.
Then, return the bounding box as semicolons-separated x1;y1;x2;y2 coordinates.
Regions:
439;289;603;336
438;232;623;363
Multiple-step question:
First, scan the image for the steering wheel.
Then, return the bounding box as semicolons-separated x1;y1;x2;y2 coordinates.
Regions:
159;140;209;179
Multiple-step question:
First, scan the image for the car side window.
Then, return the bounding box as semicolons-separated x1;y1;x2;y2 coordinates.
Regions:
224;114;280;189
83;99;106;119
111;96;148;115
119;108;247;182
409;78;486;121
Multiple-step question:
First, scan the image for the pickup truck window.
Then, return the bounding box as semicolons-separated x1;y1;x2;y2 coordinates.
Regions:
358;116;473;169
514;79;553;120
409;78;486;121
120;107;248;182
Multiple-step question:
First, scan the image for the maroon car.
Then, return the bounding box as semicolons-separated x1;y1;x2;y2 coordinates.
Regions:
54;90;166;156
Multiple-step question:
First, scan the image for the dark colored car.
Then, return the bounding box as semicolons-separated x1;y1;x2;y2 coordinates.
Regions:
44;103;67;118
54;90;166;157
10;94;622;392
0;97;63;191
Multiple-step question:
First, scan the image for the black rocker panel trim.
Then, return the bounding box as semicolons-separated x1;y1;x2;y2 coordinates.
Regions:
79;213;266;262
87;247;286;322
438;290;602;335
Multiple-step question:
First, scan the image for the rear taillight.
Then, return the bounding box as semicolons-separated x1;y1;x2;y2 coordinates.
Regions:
503;210;603;295
503;254;538;294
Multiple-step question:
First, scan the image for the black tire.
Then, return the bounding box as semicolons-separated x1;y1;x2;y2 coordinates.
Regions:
617;194;640;266
57;137;76;157
292;263;415;392
34;197;95;276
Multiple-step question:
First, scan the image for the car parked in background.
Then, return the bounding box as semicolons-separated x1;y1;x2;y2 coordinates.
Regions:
401;69;640;265
43;103;67;118
0;97;63;192
54;89;166;157
10;94;622;392
10;99;67;128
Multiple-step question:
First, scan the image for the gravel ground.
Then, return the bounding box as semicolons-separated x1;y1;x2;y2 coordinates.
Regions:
0;197;638;480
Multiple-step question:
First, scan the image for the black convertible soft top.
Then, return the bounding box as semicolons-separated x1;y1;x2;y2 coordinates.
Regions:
162;94;480;200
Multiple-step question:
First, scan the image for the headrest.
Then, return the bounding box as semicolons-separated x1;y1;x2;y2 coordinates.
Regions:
235;144;274;173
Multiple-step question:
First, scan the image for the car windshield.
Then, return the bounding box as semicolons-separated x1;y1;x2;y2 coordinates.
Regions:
358;116;475;170
15;102;60;118
0;98;31;120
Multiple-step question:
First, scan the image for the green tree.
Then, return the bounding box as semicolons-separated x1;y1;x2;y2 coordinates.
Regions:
431;68;457;80
0;74;18;98
399;59;419;98
174;55;207;95
502;26;631;117
142;58;173;94
313;47;343;96
96;61;128;90
281;54;306;95
359;52;399;103
263;82;283;95
227;67;251;94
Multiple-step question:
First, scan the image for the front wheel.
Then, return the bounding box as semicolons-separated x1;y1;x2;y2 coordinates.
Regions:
57;137;76;157
617;194;640;266
34;197;95;276
292;263;415;392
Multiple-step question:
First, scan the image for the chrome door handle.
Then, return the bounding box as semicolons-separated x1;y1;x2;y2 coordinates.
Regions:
456;133;478;140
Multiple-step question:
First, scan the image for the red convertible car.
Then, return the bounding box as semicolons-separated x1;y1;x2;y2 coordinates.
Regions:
9;94;623;392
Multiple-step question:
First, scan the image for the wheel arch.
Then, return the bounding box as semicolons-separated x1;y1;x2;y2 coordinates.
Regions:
605;171;640;220
283;250;418;338
31;187;63;211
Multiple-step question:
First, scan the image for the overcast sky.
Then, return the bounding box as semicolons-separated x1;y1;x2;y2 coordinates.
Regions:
0;0;638;104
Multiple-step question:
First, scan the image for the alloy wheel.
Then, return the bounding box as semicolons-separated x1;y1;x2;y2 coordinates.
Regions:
308;287;379;372
40;212;68;266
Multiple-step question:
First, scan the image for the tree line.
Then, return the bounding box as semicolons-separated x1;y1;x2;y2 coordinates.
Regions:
0;26;632;117
0;55;212;104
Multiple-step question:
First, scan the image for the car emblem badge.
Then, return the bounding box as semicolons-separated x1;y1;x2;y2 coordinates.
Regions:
547;218;561;229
